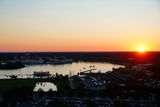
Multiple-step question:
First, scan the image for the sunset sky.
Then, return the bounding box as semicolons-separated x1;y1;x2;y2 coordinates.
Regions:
0;0;160;52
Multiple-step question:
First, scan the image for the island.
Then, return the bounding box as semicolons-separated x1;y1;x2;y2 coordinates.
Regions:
0;62;25;70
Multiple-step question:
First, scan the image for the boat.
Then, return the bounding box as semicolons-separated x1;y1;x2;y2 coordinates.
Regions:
33;71;51;77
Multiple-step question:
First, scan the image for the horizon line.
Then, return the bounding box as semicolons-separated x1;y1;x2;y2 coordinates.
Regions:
0;51;160;53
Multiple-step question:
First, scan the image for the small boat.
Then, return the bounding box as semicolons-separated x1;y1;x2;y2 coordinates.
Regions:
33;71;51;77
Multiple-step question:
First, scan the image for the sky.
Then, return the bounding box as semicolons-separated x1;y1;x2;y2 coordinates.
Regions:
0;0;160;52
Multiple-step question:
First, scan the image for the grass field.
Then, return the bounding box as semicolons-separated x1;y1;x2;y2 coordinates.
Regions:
0;78;64;94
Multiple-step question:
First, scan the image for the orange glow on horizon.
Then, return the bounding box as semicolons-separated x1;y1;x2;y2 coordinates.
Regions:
0;0;159;52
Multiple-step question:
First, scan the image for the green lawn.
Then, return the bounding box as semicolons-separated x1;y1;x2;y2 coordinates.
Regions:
0;78;56;94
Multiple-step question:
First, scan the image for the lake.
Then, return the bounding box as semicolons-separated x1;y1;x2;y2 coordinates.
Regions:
0;62;124;79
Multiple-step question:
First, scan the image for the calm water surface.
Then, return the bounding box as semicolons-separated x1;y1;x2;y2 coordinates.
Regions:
0;62;124;78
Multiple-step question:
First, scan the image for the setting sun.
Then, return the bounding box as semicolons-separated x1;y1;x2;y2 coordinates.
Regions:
138;46;145;53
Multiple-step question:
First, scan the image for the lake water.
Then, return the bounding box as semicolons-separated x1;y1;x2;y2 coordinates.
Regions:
0;62;124;78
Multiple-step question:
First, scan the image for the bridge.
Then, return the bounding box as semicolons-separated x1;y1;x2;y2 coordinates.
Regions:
79;68;97;75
